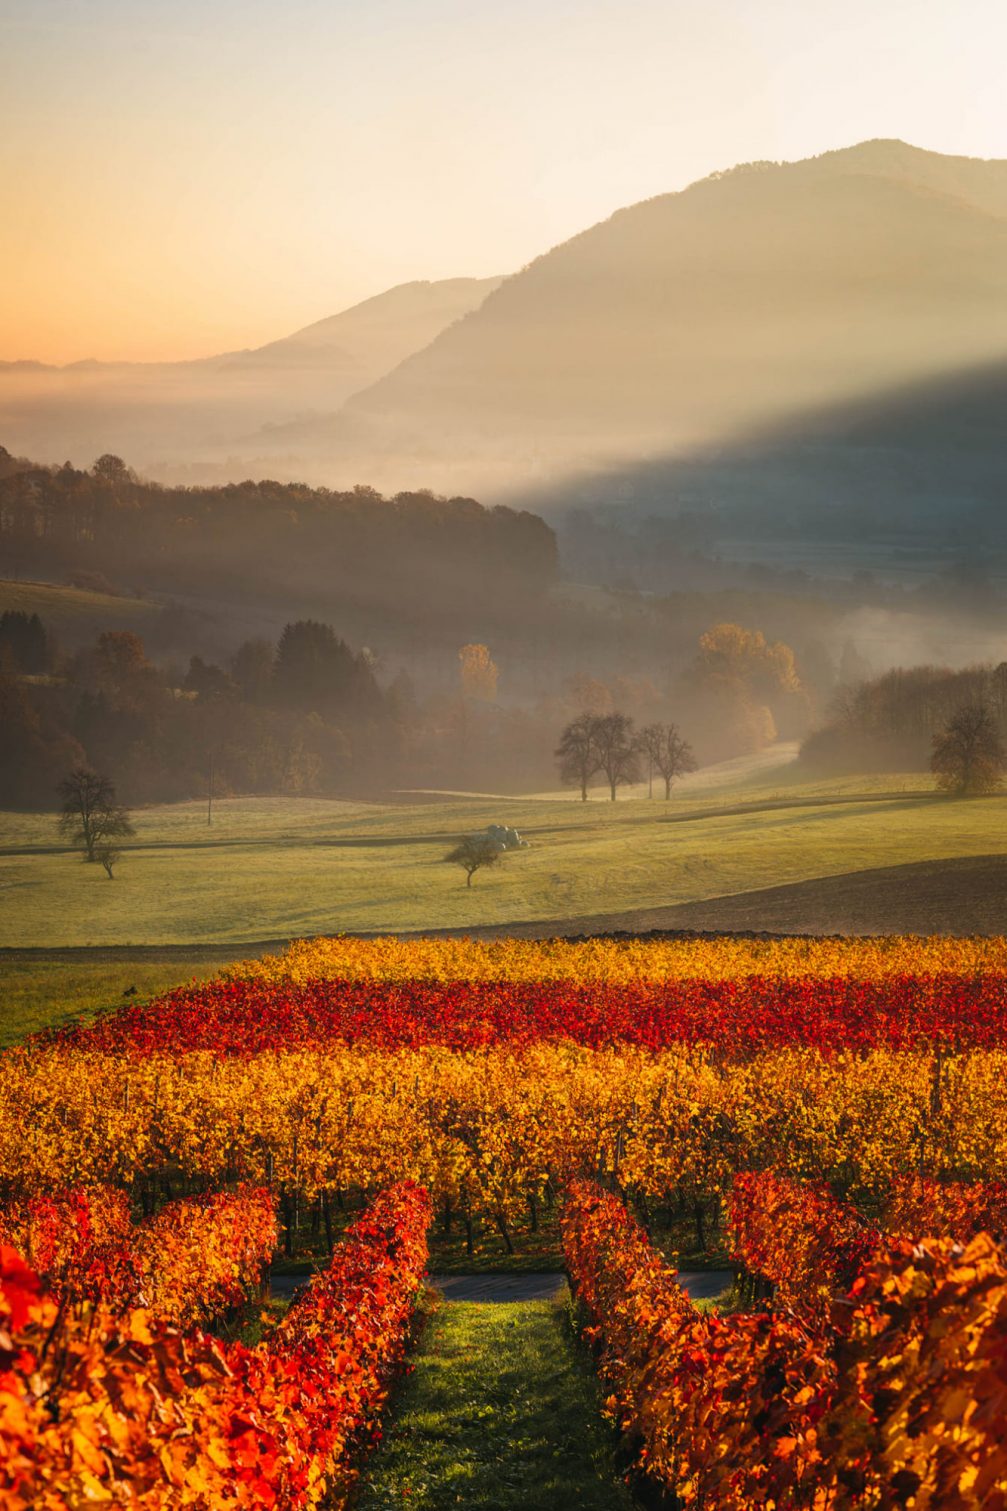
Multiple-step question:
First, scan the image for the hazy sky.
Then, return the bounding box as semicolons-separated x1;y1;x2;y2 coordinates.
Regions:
3;0;1006;363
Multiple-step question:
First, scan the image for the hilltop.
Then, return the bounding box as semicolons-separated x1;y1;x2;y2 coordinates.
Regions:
267;140;1007;500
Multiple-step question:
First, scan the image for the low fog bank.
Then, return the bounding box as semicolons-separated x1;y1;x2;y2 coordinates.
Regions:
5;430;1007;817
0;277;502;483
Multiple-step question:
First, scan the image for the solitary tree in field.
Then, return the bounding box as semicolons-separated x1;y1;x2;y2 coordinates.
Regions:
931;705;1006;795
592;713;640;801
446;834;501;887
57;767;134;862
555;713;600;801
96;843;121;879
636;722;697;799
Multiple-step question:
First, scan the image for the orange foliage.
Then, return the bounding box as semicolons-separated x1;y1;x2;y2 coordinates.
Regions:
0;1181;430;1508
728;1170;881;1321
565;1180;1007;1508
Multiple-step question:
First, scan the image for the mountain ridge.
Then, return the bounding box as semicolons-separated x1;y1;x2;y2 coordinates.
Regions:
0;276;505;373
251;140;1007;500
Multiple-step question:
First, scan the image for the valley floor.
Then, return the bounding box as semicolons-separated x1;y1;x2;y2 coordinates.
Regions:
3;762;1007;1043
1;765;997;951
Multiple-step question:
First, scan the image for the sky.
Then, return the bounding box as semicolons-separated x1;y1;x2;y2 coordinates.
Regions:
2;0;1006;363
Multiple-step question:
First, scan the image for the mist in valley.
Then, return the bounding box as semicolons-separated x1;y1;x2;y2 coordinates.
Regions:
6;114;1007;820
13;11;1007;1506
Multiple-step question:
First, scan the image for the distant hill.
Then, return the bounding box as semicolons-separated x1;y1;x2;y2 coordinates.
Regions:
0;277;503;475
265;140;1007;500
10;138;1007;569
0;578;161;645
228;277;506;375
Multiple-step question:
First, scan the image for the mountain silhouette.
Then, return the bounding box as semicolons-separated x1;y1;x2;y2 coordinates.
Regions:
267;140;1007;500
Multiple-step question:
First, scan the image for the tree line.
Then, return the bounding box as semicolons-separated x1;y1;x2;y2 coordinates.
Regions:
3;599;814;814
802;662;1007;792
2;616;392;810
0;447;557;645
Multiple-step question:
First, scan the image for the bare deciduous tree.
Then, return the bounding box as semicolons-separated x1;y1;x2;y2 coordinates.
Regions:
57;767;134;862
636;722;697;799
555;713;600;801
446;834;502;887
96;844;121;879
591;712;639;801
931;704;1005;795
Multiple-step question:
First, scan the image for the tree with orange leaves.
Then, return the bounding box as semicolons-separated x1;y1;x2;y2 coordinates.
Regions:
458;643;498;701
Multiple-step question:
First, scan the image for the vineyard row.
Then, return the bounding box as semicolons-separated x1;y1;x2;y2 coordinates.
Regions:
1;1181;431;1510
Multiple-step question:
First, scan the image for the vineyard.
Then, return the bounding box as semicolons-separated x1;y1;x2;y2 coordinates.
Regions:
6;932;1007;1505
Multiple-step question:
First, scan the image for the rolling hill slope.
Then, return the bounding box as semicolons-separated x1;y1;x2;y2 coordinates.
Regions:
270;140;1007;503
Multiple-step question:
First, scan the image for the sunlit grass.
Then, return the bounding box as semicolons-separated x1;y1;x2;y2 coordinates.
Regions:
0;577;160;633
0;948;241;1047
356;1296;634;1511
0;774;1001;947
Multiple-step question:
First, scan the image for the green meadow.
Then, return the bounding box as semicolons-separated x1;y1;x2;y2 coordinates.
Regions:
0;768;997;951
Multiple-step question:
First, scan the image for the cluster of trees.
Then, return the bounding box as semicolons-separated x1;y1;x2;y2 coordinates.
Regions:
680;621;811;754
802;663;1007;782
555;713;696;801
544;621;810;775
4;611;672;811
0;448;557;647
2;602;817;812
1;618;393;810
0;610;49;673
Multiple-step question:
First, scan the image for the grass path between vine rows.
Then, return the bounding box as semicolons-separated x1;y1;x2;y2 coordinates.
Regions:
356;1296;634;1511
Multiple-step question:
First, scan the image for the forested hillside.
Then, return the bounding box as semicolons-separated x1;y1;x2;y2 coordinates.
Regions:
0;448;556;648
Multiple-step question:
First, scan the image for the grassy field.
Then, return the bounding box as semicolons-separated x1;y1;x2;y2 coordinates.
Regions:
0;577;161;639
0;947;247;1048
0;766;1000;948
356;1297;633;1511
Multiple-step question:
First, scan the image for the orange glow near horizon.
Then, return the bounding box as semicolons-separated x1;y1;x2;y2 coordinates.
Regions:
3;0;1007;364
